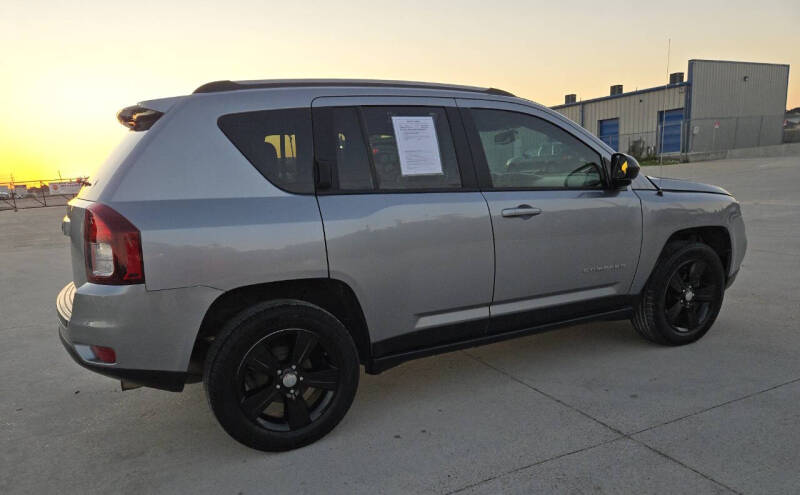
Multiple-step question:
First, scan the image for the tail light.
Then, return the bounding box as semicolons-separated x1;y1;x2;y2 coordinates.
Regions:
84;203;145;284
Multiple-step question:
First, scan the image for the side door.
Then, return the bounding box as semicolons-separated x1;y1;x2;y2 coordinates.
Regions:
457;99;642;334
312;96;495;357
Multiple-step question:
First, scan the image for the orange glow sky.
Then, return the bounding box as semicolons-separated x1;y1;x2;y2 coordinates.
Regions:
1;0;798;181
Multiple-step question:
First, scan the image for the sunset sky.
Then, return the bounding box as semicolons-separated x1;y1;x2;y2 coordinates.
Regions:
1;0;798;182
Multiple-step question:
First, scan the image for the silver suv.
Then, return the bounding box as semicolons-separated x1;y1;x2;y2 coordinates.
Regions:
57;79;747;451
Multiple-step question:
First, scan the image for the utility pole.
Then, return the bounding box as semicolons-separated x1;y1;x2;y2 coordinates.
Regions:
659;38;671;171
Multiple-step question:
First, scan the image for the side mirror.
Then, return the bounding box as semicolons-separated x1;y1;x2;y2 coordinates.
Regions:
609;153;640;188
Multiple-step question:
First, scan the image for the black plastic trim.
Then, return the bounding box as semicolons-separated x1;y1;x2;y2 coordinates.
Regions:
194;80;515;97
445;106;479;189
366;306;632;374
59;330;186;392
487;295;632;335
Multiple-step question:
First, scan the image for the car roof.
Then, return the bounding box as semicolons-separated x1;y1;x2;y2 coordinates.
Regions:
192;79;515;98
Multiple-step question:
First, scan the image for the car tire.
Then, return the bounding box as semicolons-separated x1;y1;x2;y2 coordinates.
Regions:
204;300;360;451
632;242;726;345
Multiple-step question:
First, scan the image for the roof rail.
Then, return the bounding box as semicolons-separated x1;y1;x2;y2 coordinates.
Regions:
193;79;515;97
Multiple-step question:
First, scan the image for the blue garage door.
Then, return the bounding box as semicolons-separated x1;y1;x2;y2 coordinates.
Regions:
598;118;619;151
658;109;684;153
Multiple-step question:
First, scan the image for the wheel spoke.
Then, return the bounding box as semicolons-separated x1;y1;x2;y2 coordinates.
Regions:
689;261;707;285
694;285;718;302
669;274;687;293
291;332;317;365
248;345;281;375
686;307;700;329
666;301;683;323
303;368;339;391
241;385;282;420
284;396;312;430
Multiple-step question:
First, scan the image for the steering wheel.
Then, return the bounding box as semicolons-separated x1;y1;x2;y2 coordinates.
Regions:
564;163;599;187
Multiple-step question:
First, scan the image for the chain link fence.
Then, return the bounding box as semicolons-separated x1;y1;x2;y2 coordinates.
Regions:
0;178;85;212
609;114;794;160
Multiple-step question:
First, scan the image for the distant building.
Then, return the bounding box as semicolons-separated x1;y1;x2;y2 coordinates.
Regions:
551;59;790;157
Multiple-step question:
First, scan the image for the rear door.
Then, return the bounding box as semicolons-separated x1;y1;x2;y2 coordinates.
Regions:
458;99;642;334
312;96;494;356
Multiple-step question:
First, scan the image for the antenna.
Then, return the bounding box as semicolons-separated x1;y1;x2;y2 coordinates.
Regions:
659;38;671;182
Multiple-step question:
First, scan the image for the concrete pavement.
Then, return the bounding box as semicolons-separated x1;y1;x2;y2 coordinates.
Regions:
1;156;798;494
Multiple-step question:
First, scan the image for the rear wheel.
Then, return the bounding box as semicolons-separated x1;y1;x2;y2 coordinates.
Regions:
632;242;726;345
204;300;359;451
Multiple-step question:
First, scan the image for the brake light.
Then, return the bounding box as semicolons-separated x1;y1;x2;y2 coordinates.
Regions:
84;203;144;284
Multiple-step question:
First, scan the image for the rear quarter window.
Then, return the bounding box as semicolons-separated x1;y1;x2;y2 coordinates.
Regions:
218;108;314;194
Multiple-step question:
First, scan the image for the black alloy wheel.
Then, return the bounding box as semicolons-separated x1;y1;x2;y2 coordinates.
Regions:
237;328;341;432
632;242;726;345
204;300;359;451
663;258;720;333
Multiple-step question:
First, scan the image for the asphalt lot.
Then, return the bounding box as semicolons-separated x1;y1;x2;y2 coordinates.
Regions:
1;156;799;494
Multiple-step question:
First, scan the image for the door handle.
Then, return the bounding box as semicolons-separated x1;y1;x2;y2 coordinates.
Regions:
501;205;542;218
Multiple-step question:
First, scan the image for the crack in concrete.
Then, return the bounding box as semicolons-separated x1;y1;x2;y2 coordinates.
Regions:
452;350;769;495
628;376;800;437
445;436;624;495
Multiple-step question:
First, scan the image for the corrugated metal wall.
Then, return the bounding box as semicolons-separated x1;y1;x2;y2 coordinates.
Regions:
582;86;686;136
552;86;687;155
688;60;789;152
555;105;581;124
550;60;789;155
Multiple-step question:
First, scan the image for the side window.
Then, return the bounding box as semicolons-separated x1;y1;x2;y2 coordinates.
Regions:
321;107;375;191
218;108;314;193
471;109;604;189
360;106;462;190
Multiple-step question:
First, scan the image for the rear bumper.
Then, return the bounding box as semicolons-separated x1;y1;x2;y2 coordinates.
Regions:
56;281;222;391
58;321;187;391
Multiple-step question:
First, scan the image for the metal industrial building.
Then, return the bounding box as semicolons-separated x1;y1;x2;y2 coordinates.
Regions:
551;59;790;157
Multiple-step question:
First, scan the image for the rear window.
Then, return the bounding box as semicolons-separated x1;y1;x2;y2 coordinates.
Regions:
218;108;314;194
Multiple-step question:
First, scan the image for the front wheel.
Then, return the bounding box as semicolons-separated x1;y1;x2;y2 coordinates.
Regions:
204;300;360;451
632;242;726;345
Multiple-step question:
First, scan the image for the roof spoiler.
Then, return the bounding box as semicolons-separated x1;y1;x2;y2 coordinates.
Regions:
116;105;163;131
116;96;185;131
